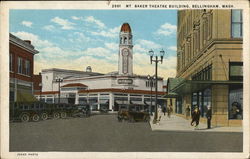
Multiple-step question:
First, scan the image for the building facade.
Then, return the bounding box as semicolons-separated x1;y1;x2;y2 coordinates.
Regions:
9;33;39;102
172;10;243;126
34;23;166;111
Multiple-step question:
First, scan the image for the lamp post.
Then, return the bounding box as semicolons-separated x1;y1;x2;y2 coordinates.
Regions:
55;77;63;104
147;75;154;115
149;49;165;124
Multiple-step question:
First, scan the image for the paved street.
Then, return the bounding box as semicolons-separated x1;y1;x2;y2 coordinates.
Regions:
10;114;242;152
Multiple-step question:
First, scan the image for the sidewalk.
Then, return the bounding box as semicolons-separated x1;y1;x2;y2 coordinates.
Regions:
149;114;242;132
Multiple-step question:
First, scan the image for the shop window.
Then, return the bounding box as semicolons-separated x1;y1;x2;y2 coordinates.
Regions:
130;97;142;104
229;86;243;119
203;88;212;116
229;62;243;80
231;10;243;38
46;98;53;104
79;97;88;104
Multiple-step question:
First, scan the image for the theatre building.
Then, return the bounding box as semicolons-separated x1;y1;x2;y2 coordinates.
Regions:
170;10;243;126
9;33;39;102
34;23;166;111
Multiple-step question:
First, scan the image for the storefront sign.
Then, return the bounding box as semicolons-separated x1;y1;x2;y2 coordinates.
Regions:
117;79;133;85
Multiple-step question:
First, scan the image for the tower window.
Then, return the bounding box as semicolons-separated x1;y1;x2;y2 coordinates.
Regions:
124;37;127;44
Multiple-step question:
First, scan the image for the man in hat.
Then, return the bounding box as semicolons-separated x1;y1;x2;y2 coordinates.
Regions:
191;105;200;129
206;105;212;129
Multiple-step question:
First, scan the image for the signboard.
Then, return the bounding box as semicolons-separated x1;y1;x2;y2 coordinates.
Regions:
117;79;133;85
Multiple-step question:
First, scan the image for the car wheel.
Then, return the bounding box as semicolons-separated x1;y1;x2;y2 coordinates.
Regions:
41;112;48;120
60;112;67;118
53;112;60;119
32;114;40;122
20;113;30;122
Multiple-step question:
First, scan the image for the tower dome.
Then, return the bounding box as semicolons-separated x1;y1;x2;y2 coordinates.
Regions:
120;23;132;33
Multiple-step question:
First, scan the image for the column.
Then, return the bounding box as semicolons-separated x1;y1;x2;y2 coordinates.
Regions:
75;93;79;104
97;93;100;110
109;93;114;111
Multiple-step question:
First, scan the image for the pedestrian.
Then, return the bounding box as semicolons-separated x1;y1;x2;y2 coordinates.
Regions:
167;105;172;118
206;105;212;129
157;106;162;124
191;106;200;129
162;106;166;116
185;105;191;119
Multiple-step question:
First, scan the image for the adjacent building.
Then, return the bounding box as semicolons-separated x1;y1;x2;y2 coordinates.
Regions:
171;9;243;126
9;33;39;102
34;23;166;111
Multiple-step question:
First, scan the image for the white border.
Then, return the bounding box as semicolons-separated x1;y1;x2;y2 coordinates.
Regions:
1;1;249;159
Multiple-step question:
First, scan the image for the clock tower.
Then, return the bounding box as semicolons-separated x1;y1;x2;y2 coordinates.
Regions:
118;23;133;75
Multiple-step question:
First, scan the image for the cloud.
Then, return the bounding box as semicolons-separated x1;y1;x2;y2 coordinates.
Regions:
156;23;177;36
133;52;176;79
84;16;105;29
51;17;75;30
43;25;55;31
21;21;32;28
12;31;54;48
168;46;177;51
137;39;162;50
71;16;83;20
104;42;118;51
90;26;120;38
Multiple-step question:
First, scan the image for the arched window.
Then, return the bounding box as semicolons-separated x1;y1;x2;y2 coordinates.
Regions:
124;37;127;44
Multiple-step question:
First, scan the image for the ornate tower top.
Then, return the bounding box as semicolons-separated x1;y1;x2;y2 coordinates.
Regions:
120;23;132;33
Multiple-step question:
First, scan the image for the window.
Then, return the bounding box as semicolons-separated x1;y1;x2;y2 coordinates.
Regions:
229;86;243;119
9;54;13;71
18;57;23;74
231;10;243;38
25;60;30;76
229;62;243;80
192;64;212;81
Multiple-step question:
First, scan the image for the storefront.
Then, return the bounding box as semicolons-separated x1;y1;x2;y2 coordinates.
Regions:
170;79;243;126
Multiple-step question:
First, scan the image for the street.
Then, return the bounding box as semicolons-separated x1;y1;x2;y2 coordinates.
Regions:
10;114;243;152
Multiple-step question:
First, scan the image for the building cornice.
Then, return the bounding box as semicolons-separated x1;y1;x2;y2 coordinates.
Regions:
10;33;39;54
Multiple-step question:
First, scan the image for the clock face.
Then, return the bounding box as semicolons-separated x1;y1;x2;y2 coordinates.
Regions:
122;49;129;56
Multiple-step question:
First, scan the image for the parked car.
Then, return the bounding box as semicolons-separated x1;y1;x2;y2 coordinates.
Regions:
71;104;91;117
117;104;150;122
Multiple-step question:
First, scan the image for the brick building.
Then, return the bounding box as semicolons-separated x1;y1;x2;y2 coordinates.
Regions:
170;10;243;126
9;33;39;102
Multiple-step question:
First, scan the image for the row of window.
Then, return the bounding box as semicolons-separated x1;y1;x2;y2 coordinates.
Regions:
10;53;31;76
177;10;243;71
145;81;156;88
191;65;212;81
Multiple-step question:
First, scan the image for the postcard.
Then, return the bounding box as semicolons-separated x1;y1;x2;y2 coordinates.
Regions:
0;0;249;159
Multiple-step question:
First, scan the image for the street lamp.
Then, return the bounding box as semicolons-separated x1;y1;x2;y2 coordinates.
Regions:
147;75;154;115
55;77;63;104
149;49;165;124
39;83;42;102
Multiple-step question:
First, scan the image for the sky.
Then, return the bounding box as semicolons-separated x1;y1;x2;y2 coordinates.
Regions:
10;10;177;80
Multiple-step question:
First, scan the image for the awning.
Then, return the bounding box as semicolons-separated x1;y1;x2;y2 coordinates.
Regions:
16;91;38;102
162;93;179;98
171;80;243;94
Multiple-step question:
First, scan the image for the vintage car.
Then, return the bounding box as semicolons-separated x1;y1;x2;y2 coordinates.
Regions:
71;104;91;117
117;104;150;122
9;102;85;122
